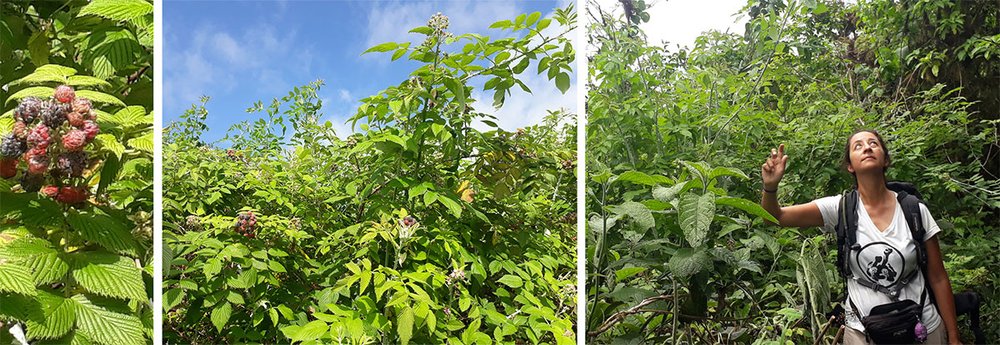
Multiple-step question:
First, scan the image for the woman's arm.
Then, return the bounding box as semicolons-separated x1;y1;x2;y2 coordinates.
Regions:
760;144;825;228
925;235;962;344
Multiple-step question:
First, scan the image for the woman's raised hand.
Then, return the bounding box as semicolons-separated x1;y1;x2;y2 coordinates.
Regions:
761;144;788;191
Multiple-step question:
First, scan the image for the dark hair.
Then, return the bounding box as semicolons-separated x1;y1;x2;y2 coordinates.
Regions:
842;129;890;178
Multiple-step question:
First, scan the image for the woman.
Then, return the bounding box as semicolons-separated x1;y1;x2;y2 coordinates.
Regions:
759;130;962;344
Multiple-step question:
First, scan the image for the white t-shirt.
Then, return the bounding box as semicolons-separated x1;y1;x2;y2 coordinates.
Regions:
814;192;942;333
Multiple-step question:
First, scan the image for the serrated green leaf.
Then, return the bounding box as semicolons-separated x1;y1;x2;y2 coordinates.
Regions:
78;0;153;22
66;75;112;88
610;201;654;231
66;209;138;257
397;307;414;345
75;90;125;106
203;259;222;280
615;171;672;186
0;262;36;296
26;290;76;340
0;192;63;227
443;77;466;107
9;65;74;86
163;288;184;311
210;302;231;332
0;237;68;285
678;192;715;247
293;320;328;343
95;134;125;157
652;182;686;202
615;267;646;282
667;247;710;278
6;86;55;104
127;132;152;153
72;294;144;345
68;252;145;302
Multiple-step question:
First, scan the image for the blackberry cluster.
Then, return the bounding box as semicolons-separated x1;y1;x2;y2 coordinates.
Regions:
233;211;258;238
2;85;100;205
401;215;417;227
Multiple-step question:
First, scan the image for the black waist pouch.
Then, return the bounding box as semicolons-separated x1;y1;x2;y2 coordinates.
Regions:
861;299;923;344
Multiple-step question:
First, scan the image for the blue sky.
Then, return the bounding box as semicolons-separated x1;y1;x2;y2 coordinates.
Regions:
164;0;577;145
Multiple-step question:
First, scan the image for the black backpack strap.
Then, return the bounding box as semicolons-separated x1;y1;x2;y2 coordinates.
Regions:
896;190;939;309
836;189;859;279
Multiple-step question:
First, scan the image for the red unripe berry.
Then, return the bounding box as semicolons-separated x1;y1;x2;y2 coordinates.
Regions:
54;186;88;204
27;154;49;174
62;130;87;151
41;186;59;198
54;85;75;103
12;121;28;138
71;98;92;114
0;158;17;179
27;124;51;149
82;121;100;141
67;111;86;127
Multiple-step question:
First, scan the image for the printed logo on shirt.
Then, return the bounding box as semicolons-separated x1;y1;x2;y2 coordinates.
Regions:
854;242;905;288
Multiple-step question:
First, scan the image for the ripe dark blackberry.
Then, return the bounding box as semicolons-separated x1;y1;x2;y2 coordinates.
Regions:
27;124;51;149
40;101;70;128
20;173;43;192
55;152;87;177
54;85;75;103
15;97;43;123
0;134;27;158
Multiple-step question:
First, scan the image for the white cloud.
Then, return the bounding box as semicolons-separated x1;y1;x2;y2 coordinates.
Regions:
338;89;353;103
592;0;747;51
166;19;313;110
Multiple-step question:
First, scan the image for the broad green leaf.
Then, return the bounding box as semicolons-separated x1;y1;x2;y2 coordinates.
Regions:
716;197;778;224
26;290;76;340
615;171;672;186
709;167;749;180
128;133;153;153
614;267;646;282
437;196;462;218
0;192;63;227
364;42;399;54
0;262;36;296
163;289;184;311
293;320;328;342
67;209;138;257
72;294;144;345
444;77;466;107
67;75;112;88
555;72;570;93
678;192;715;247
667;247;710;278
497;275;522;288
0;237;68;285
652;182;686;202
6;86;55;104
68;252;146;302
9;64;75;86
96;134;126;158
78;0;153;22
397;307;414;345
210;302;232;332
610;201;654;231
75;90;125;106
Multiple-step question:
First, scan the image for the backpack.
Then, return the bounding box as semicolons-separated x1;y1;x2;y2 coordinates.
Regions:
835;181;932;301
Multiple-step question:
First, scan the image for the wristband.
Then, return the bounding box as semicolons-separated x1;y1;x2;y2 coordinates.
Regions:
763;187;777;194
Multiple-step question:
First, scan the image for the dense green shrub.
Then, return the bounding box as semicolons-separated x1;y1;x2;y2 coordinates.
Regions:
163;8;578;344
